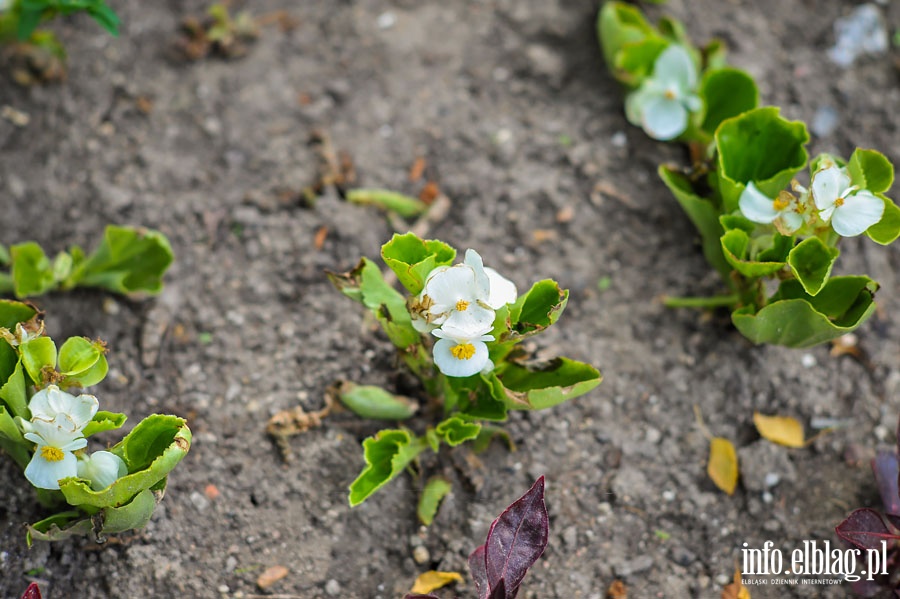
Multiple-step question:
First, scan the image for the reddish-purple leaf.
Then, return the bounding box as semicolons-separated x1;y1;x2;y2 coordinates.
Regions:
873;451;900;515
483;476;549;598
21;584;41;599
836;508;900;551
884;513;900;531
490;578;507;599
468;544;489;599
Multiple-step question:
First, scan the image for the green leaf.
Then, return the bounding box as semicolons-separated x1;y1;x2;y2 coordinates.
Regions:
417;476;452;526
20;337;57;385
0;359;28;420
82;410;127;437
10;242;56;298
58;336;101;376
434;416;481;447
0;405;29;469
70;226;173;295
17;8;44;41
498;357;602;410
732;276;878;348
87;3;120;36
597;1;657;82
27;488;157;543
866;195;900;245
848;148;894;194
658;165;730;277
0;244;9;265
59;415;190;509
0;300;37;329
334;381;418;420
346;189;428;218
26;511;89;545
509;279;568;337
715;107;809;213
720;229;786;278
787;237;840;296
98;488;157;533
454;373;508;421
348;429;428;507
380;233;456;295
699;68;758;135
613;37;668;83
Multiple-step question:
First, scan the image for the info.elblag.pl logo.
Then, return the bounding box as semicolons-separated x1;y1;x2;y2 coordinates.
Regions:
741;540;889;583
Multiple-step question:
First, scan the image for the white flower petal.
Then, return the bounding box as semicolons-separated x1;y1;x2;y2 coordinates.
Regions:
653;45;697;92
77;451;127;491
811;166;852;211
778;210;805;234
432;338;490;378
484;267;517;308
641;96;688;141
464;249;491;300
625;88;653;128
28;385;98;430
28;415;86;448
25;448;78;490
442;305;496;338
738;182;778;223
423;265;478;312
831;191;885;237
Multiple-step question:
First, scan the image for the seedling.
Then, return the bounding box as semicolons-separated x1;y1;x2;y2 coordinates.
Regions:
0;225;173;299
329;233;601;507
599;2;899;348
406;476;549;599
0;0;119;83
0;300;190;542
175;3;259;61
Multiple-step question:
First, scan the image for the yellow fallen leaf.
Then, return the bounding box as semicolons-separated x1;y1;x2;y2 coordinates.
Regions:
721;566;750;599
753;412;804;448
410;570;464;593
256;565;289;589
708;437;738;495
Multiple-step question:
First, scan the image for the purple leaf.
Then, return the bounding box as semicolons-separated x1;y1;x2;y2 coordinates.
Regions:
483;476;549;599
836;508;900;551
21;584;41;599
872;451;900;515
490;579;507;599
468;544;489;599
885;513;900;531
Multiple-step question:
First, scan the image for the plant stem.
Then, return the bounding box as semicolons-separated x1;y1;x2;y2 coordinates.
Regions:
0;272;14;295
663;293;739;309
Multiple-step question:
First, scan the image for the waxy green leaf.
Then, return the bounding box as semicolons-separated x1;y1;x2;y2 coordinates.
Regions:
335;381;418;421
435;416;481;447
19;337;56;385
867;195;900;245
346;189;428;218
699;67;758;135
720;229;786;278
71;226;173;295
848;148;894;194
0;300;37;329
9;243;55;298
381;233;456;295
417;476;452;526
509;280;568;337
715;107;809;213
732;276;878;348
597;1;659;84
82;410;127;437
348;429;428;507
498;357;601;410
786;237;839;296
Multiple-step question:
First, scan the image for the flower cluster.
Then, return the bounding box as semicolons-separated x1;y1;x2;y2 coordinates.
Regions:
409;250;517;378
21;385;126;491
739;161;884;237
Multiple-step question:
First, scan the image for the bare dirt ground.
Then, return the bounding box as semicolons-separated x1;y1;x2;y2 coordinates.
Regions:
1;0;899;597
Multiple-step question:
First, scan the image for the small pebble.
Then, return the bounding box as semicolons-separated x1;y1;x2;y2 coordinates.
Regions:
325;579;341;596
412;546;430;564
801;353;816;368
715;573;731;586
376;12;396;29
610;131;627;148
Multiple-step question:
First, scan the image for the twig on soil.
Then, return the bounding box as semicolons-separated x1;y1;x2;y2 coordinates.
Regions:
266;392;335;462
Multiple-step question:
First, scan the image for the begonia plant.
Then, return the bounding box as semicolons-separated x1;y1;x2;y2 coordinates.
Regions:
0;300;190;542
599;1;899;348
328;234;601;507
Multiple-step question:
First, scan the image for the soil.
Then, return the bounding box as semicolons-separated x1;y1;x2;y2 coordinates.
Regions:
1;0;899;598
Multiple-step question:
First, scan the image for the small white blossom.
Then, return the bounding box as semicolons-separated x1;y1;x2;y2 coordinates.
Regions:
23;415;87;490
26;385;99;432
411;249;517;337
77;450;128;491
625;45;702;141
738;181;808;235
811;165;884;237
431;325;494;378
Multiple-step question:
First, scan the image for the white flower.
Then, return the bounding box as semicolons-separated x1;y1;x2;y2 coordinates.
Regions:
23;415;87;490
738;181;807;235
77;450;128;491
811;165;884;237
412;249;517;337
27;385;99;432
625;45;702;141
0;0;10;12
431;325;494;378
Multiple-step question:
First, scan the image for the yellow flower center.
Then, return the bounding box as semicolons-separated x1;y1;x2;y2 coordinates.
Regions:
834;197;844;207
455;299;470;312
450;343;476;360
772;197;790;211
40;446;65;462
664;89;677;100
